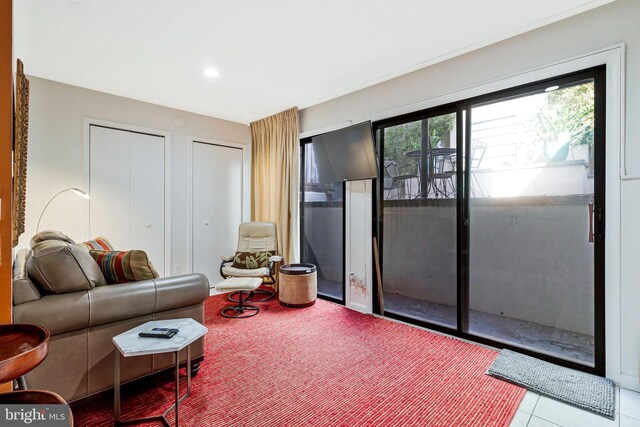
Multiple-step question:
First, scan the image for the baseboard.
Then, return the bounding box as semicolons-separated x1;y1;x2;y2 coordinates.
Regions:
620;373;640;392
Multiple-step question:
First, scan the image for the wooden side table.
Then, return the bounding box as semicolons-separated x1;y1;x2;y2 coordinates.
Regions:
112;318;207;426
0;324;49;384
0;324;73;425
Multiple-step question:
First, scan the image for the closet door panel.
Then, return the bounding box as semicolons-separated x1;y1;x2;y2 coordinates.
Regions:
89;126;131;249
130;132;165;275
192;142;243;285
89;125;165;277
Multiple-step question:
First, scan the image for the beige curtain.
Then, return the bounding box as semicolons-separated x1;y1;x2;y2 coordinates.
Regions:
250;107;299;265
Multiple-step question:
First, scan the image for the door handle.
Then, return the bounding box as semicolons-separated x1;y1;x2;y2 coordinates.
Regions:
595;208;604;239
588;203;594;243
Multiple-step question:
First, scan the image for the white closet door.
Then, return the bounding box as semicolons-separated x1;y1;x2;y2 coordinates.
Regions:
89;125;165;275
90;126;131;248
130;132;165;275
192;142;243;286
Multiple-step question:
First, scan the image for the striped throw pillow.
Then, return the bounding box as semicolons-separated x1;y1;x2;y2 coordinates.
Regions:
89;250;159;284
82;236;115;251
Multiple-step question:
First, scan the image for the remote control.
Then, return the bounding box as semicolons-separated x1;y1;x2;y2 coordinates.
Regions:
152;327;179;334
138;327;178;339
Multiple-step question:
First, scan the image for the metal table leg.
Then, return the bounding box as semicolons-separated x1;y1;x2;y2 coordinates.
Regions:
114;345;193;427
114;349;120;423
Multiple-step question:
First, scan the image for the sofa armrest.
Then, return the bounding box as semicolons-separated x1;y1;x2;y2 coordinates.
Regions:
13;248;41;305
154;273;210;312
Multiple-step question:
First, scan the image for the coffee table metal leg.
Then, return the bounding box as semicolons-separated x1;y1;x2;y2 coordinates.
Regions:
175;351;179;426
115;346;195;427
187;345;191;395
114;350;121;423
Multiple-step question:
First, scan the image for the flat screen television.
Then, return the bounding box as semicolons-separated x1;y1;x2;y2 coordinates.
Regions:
310;121;378;183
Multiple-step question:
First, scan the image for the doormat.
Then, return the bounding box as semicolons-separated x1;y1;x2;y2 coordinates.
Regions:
487;349;615;419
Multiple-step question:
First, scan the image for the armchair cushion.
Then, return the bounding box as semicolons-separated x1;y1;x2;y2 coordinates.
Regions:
89;250;159;284
231;250;274;269
221;266;270;278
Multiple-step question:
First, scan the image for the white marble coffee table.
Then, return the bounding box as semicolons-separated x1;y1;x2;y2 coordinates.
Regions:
112;318;208;426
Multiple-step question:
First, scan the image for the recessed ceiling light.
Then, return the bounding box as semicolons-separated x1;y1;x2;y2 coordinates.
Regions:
203;68;220;78
544;85;560;92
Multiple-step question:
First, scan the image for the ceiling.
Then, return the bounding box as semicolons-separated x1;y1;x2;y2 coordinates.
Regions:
14;0;615;125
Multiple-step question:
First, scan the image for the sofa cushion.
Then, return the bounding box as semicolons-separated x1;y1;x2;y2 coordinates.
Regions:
89;250;159;284
27;240;107;293
30;230;75;247
231;250;274;269
80;236;114;251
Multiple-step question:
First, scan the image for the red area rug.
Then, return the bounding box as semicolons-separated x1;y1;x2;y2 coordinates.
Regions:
72;295;524;426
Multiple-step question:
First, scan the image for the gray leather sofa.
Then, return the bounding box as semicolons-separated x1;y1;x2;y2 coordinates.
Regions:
12;232;210;402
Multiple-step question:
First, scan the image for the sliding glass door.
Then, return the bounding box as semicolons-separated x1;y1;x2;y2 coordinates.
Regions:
300;140;345;303
380;111;458;328
466;74;602;367
374;66;605;374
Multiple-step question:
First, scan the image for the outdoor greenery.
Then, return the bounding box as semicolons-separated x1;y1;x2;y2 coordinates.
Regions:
534;81;595;147
382;81;594;170
384;113;456;170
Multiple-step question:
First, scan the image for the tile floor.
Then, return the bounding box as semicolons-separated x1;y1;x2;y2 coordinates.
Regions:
510;388;640;427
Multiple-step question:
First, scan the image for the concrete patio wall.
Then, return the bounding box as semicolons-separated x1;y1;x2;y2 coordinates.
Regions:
306;196;595;336
303;204;343;282
383;196;594;335
474;160;593;198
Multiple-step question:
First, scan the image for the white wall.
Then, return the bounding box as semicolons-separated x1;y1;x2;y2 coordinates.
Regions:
22;77;250;278
300;0;640;388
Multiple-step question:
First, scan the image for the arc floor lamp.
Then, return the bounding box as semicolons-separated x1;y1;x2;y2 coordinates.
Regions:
36;187;90;234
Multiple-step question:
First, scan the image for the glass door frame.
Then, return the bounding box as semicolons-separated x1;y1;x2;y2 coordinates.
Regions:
300;137;346;305
372;65;606;376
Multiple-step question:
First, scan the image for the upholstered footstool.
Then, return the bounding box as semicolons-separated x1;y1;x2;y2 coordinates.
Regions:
215;277;263;318
278;264;317;308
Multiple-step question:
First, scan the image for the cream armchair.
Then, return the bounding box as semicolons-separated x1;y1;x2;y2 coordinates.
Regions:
220;221;283;301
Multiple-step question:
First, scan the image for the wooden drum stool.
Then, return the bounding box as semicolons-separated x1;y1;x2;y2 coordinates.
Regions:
279;264;317;308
